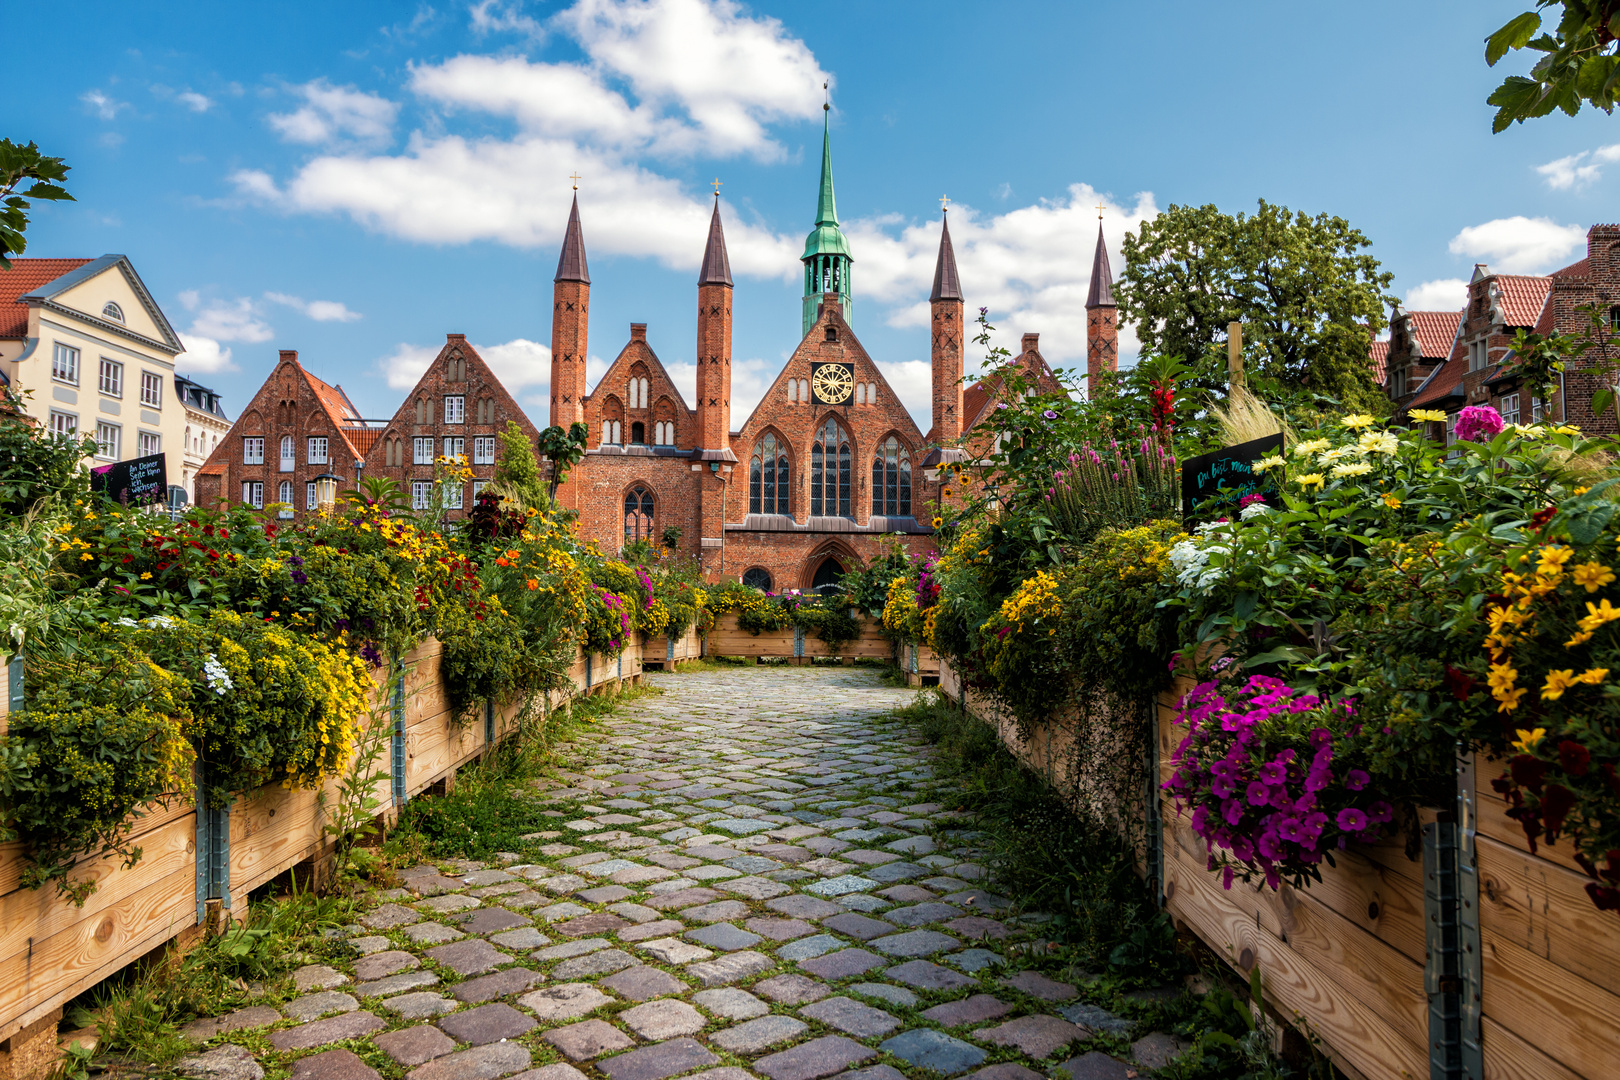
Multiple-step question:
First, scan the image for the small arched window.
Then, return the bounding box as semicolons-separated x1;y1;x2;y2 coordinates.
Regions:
279;434;295;471
278;480;293;504
750;432;789;515
102;301;125;323
872;436;912;517
811;417;852;518
631;421;646;445
742;567;773;591
624;486;655;542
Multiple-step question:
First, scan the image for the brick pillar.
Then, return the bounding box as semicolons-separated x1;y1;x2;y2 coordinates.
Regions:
931;296;964;442
550;279;589;428
1086;306;1118;398
695;282;732;451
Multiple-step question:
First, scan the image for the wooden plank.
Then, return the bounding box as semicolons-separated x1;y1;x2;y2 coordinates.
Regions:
1482;924;1620;1080
1476;833;1620;999
1481;1015;1584;1080
1472;752;1587;875
1165;846;1426;1080
0;794;193;898
230;783;328;899
0;821;196;1042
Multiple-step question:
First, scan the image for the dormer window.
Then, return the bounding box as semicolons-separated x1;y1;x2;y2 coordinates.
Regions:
102;302;125;323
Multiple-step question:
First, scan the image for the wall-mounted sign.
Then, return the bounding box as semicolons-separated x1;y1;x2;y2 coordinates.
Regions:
811;362;854;405
91;453;167;507
1180;434;1282;518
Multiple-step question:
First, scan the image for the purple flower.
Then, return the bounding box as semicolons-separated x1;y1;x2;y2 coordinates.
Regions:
1454;404;1505;442
1259;762;1287;784
1042;409;1059;420
1336;807;1369;832
1278;817;1305;842
1246;781;1270;806
290;569;308;586
359;642;383;669
289;555;304;567
1345;769;1370;791
335;618;350;633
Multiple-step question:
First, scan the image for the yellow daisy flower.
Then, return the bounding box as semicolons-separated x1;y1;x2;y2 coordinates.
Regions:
1573;561;1615;593
1511;727;1546;753
1410;409;1447;423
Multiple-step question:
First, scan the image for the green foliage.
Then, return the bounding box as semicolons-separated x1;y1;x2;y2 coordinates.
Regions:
839;537;915;615
537;421;590;503
0;390;96;516
495;420;549;511
0;139;74;269
393;772;556;859
1115;200;1395;414
1486;2;1620;131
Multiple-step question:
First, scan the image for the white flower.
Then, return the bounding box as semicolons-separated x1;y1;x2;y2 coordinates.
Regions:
203;653;234;696
141;615;175;628
115;617;138;627
1292;439;1330;457
1169;535;1231;594
1252;455;1286;473
1240;502;1270;520
1358;431;1398;455
1317;446;1362;465
1331;461;1373;479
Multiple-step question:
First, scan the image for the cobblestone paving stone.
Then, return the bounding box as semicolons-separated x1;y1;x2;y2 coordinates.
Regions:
179;668;1181;1080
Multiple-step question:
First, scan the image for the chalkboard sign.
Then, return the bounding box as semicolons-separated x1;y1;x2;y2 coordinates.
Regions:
1181;434;1282;518
91;453;167;507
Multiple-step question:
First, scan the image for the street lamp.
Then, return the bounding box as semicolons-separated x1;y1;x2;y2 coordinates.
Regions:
313;473;342;514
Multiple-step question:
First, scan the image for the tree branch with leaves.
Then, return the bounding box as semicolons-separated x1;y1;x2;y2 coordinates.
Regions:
0;140;73;269
1487;2;1620;130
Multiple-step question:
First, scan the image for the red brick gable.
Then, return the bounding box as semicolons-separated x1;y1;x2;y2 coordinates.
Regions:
582;324;694;450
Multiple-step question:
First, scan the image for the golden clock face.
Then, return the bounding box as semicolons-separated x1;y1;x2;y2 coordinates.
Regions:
811;363;854;405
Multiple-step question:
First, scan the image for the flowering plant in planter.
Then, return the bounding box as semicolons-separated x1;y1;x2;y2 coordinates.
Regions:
1165;674;1396;890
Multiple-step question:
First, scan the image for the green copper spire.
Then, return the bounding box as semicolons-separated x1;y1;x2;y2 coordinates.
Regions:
802;98;852;337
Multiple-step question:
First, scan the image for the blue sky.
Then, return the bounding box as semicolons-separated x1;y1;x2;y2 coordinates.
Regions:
12;0;1620;430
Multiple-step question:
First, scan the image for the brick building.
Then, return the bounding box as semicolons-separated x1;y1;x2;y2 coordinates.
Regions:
194;350;381;516
362;334;541;514
193;114;1122;590
1384;225;1620;437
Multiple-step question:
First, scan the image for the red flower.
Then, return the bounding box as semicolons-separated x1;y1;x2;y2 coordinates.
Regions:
1541;784;1576;837
1587;883;1620;910
1442;665;1474;702
1558;740;1592;778
1510;754;1548;793
1529;505;1557;533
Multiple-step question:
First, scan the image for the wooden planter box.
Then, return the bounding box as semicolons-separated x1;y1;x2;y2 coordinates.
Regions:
702;613;890;664
641;627;702;669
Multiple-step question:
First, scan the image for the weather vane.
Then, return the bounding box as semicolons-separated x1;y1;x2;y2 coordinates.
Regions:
570;172;582;190
939;194;950;212
711;177;723;197
823;81;829;112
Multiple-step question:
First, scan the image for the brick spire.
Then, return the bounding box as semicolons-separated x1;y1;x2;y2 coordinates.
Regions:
550;193;590;426
930;210;965;443
1085;219;1118;398
698;196;732;286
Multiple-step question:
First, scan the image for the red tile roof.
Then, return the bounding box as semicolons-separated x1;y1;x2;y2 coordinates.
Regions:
1409;310;1462;358
1407;357;1465;408
301;368;365;459
1551;256;1590;278
1494;275;1552;328
0;258;92;338
344;425;381;457
1369;339;1389;383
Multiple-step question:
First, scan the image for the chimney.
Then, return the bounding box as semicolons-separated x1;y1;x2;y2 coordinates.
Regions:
630;323;648;342
1021;333;1040;354
279;349;298;365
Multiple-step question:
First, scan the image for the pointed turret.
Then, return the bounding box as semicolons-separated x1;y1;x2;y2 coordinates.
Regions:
550;192;591;426
698;198;733;287
801;104;853;337
555;193;590;284
930;210;965;443
1085;219;1118;399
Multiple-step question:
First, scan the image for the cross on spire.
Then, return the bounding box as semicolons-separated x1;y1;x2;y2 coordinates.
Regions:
939;194;950;212
711;177;723;197
1095;202;1106;219
569;171;582;190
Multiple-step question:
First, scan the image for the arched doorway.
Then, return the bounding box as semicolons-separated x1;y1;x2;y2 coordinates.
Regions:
811;556;844;595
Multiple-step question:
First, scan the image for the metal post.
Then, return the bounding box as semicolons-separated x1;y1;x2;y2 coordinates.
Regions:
794;625;804;662
193;764;231;923
1457;747;1484;1080
390;667;407;806
1424;819;1462;1080
586;654;593;689
484;699;495;745
5;650;22;714
1145;696;1164;906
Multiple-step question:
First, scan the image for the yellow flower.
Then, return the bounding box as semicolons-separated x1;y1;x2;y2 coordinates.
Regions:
1252;455;1286;473
1566;629;1595;647
1578;598;1620;632
1573;561;1615;593
1341;413;1375;429
1542;669;1577;700
1410;409;1447;423
1295;473;1325;490
1512;727;1547;753
80;553;92;561
1358;431;1399;455
1292;438;1330;457
1382;492;1402;509
1486;661;1518;693
140;571;153;580
1577;667;1610;685
1331;461;1373;479
1575;486;1592;495
1537;546;1574;577
1497;686;1528;713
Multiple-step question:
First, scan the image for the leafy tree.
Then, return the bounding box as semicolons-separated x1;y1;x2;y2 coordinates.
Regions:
1486;2;1620;131
1115;200;1395;413
0;140;74;269
538;422;589;503
493;420;547;511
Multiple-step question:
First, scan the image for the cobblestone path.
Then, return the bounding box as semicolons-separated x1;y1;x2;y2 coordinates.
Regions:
178;667;1167;1080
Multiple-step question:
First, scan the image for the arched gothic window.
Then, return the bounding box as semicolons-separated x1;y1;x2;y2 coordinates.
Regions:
742;567;773;591
872;436;912;517
603;420;622;446
624;486;655;542
750;432;789;515
810;417;852;518
279;434;295;471
278;480;293;505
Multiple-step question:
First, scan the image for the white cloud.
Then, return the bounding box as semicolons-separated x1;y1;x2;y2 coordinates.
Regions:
179;292;274;343
377;337;553;398
1449;216;1587;274
378;343;441;390
469;0;546;40
178;91;213;113
265;292;363;322
410;56;666;150
269;80;399;146
81;90;126;120
175;334;239;374
1536;143;1620;190
1405;278;1468;311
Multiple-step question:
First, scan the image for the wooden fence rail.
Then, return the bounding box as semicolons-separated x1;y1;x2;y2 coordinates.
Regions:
0;625;697;1062
936;655;1620;1080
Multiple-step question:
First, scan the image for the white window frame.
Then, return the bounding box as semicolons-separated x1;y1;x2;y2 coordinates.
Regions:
472;479;490;500
308;436;328;464
52;342;79;385
243;481;264;508
1500;392;1520;426
306;482;318;510
243;436;265;464
473;435;496;465
50;410;78;437
137;431;160;457
99;358;123;397
96;421;121;461
442;480;464;510
1468;340;1488;372
443;436;465;460
413;437;434;465
443;396;465;424
411;480;433;510
139;370;163;408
